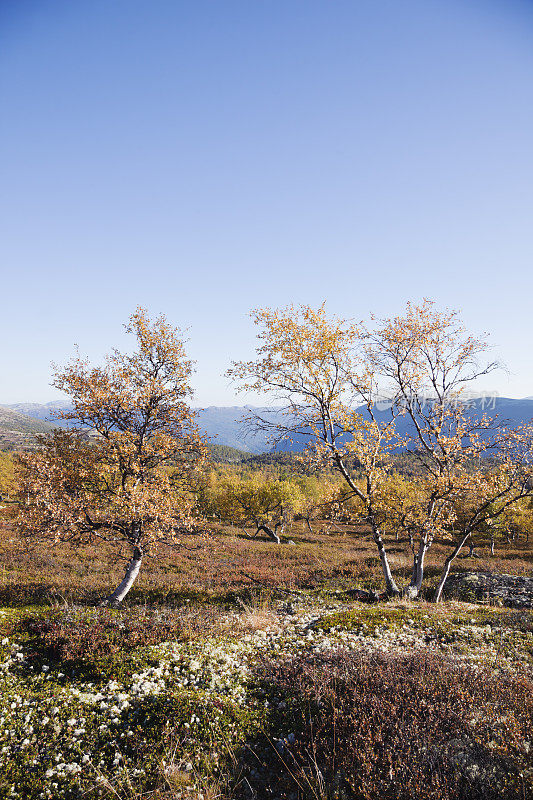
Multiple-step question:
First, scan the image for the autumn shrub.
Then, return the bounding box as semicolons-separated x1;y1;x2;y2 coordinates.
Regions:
239;648;533;800
14;608;192;682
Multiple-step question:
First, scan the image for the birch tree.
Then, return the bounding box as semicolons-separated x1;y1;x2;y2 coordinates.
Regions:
227;304;404;596
208;473;304;542
228;302;533;600
16;309;207;606
366;300;533;599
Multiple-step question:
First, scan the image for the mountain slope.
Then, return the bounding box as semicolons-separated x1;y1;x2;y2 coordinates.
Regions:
4;403;273;453
5;401;68;423
0;407;56;449
5;398;533;454
194;406;273;452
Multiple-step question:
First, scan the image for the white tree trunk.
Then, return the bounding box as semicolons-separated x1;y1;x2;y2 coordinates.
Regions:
404;539;429;599
256;524;281;544
103;547;143;607
433;532;471;602
372;525;400;596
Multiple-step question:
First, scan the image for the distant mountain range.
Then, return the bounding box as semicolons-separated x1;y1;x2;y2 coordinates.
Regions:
273;396;533;452
3;398;533;453
2;402;272;452
0;406;55;449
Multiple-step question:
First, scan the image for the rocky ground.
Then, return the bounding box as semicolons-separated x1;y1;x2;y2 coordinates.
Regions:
444;571;533;608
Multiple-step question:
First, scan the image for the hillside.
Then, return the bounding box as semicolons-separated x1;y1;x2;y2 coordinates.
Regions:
5;397;533;454
4;401;69;422
5;402;274;452
208;443;251;463
0;406;55;450
275;396;533;452
194;406;272;452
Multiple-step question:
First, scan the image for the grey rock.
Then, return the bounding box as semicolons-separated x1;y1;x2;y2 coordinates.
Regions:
444;571;533;609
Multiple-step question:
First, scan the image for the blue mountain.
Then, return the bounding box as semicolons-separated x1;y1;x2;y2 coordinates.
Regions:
4;398;533;454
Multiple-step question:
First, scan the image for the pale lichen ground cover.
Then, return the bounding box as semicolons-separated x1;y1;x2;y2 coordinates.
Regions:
0;598;531;799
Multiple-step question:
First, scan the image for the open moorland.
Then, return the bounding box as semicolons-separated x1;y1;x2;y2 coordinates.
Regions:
0;518;532;800
4;0;533;797
2;303;533;800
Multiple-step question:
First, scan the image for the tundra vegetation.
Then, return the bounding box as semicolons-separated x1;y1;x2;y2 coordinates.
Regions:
0;303;532;800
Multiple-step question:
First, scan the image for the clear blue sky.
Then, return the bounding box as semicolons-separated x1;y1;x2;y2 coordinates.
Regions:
1;0;532;405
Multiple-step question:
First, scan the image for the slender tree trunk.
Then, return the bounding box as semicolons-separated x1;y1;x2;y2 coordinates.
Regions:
256;524;281;544
372;523;400;597
490;534;495;557
433;532;471;603
404;539;429;599
102;546;143;607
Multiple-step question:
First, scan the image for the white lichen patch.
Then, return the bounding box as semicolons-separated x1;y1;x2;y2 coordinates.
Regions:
0;598;531;798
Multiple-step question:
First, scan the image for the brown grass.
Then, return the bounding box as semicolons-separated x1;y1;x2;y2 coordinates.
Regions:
0;520;531;608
